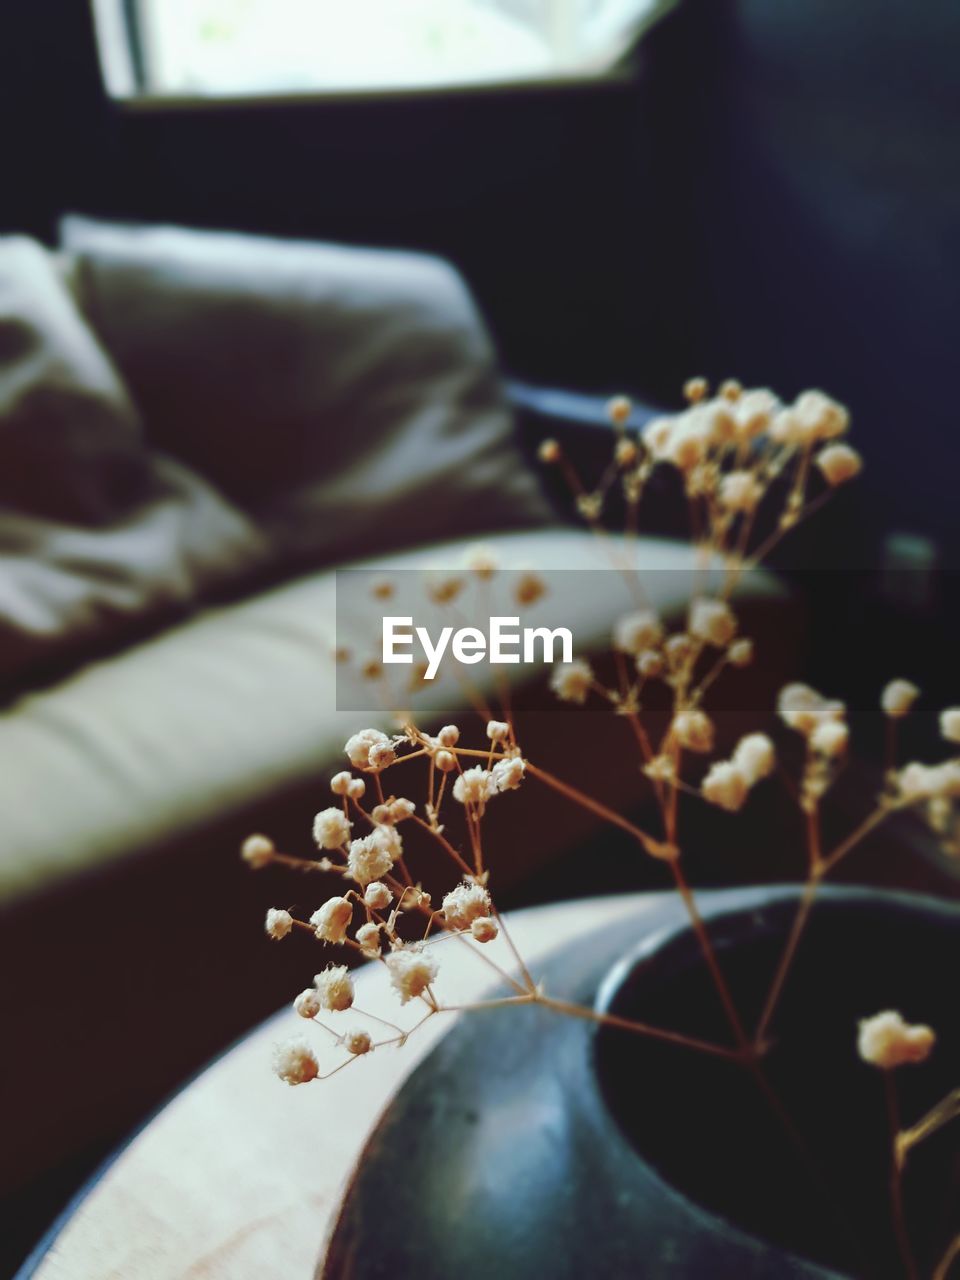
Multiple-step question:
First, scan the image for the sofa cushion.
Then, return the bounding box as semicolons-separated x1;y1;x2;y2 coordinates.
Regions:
0;236;265;689
60;217;552;570
0;526;788;905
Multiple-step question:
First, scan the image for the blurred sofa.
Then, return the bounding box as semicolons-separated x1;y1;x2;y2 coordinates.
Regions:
0;220;794;1193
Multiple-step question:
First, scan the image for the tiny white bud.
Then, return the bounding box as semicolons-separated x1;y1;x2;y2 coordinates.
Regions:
471;917;499;943
273;1040;319;1085
486;720;510;742
313;807;352;850
314;965;354;1012
858;1011;935;1069
294;988;322;1019
940;708;960;744
344;1028;373;1056
242;834;274;869
330;771;353;796
363;881;392;911
881;680;920;719
265;908;293;940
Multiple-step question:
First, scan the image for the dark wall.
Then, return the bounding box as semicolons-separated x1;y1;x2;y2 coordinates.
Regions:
2;0;958;553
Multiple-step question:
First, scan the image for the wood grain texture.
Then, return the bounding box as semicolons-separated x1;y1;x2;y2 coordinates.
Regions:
32;894;656;1280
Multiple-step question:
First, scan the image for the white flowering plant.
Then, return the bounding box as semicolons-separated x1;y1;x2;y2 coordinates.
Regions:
246;378;960;1278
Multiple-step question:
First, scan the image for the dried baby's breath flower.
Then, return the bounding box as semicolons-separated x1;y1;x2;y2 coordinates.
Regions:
437;724;460;747
347;778;366;800
689;598;737;648
386;947;438;1004
343;1029;373;1056
471;917;499;943
940;708;960;744
810;720;849;758
720;378;742;401
265;908;293;940
242;834;274;869
435;749;457;773
464;544;498;579
550;658;594;704
330;771;353;796
793;390;849;442
515;570;546;605
363;881;392;911
389;797;415;822
442;881;492;930
273;1040;320;1086
636;649;664;678
613;609;663;655
615;438;639;467
368;741;397;771
348;827;401;886
702;761;750;812
858;1011;935;1069
897;761;960;803
643;416;674;460
644;754;675;783
538;438;560;463
664;633;693;669
607;394;633;425
311;896;353;944
492;757;525;792
732;388;779;439
684;376;708;403
576;492;603;520
733;733;776;785
881;680;920;718
426;572;463;604
315;965;354;1012
777;684;845;735
313;807;352;850
718;470;763;514
665;416;711;471
815;443;862;486
355;922;382;957
453;767;496;809
672;709;715;754
487;720;510;742
344;728;391;771
728;638;754;668
294;988;322;1019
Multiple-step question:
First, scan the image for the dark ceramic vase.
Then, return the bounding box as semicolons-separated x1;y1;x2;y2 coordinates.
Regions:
322;886;960;1280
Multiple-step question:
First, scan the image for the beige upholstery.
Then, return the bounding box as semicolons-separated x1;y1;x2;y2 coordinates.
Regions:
0;526;785;903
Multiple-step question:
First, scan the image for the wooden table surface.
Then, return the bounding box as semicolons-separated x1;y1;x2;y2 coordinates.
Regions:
28;893;655;1280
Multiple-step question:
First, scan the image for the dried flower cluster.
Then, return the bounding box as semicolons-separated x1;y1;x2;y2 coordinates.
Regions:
243;376;959;1278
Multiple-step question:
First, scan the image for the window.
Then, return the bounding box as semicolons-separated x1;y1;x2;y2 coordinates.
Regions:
92;0;672;101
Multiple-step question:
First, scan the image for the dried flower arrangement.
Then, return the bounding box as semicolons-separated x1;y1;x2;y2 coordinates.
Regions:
244;378;960;1278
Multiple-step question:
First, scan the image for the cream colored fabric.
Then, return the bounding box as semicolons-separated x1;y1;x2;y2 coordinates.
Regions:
0;527;785;904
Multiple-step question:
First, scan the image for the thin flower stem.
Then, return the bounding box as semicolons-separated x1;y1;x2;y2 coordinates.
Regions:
819;804;894;875
670;859;751;1053
536;994;743;1061
753;875;818;1051
934;1234;960;1280
524;761;675;860
885;1070;918;1280
407;812;474;878
490;906;536;993
437;993;538;1014
351;1006;406;1036
897;1087;960;1162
